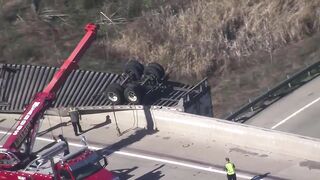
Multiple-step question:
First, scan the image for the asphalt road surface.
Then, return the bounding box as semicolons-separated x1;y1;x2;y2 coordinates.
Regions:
246;76;320;138
0;113;319;179
0;129;242;180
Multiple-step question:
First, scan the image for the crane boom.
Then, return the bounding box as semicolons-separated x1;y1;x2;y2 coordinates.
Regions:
0;23;99;169
43;23;98;94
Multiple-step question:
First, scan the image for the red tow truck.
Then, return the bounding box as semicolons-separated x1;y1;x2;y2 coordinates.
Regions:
0;23;116;179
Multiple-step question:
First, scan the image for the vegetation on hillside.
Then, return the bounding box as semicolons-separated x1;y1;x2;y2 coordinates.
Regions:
114;0;320;78
1;0;320;117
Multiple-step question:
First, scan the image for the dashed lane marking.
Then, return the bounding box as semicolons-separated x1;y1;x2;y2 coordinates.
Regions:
271;96;320;129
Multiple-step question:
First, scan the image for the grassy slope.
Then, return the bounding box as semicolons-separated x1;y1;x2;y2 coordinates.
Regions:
1;0;320;117
213;33;320;117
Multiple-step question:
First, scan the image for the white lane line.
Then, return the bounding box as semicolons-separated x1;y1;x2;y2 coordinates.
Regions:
0;130;251;179
271;96;320;129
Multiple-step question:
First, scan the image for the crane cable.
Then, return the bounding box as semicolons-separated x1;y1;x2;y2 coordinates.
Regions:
46;112;56;141
111;104;122;136
57;107;64;136
132;105;137;127
120;104;138;135
99;13;123;137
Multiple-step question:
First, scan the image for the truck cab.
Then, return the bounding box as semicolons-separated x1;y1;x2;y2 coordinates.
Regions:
20;142;116;180
54;147;114;180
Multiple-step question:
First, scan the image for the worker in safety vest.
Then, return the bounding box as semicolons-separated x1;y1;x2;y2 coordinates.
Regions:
225;157;237;180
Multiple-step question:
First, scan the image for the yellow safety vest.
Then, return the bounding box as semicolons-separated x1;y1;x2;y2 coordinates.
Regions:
225;162;235;175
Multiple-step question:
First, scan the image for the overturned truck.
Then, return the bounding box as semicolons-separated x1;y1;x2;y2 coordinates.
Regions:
104;60;172;105
0;61;213;117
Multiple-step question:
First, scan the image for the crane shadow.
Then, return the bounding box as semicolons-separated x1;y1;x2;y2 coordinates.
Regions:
33;141;57;154
81;121;111;134
98;105;158;156
100;128;157;156
37;121;70;137
0;118;6;123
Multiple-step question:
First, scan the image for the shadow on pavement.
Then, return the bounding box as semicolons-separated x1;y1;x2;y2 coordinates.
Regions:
101;128;157;156
99;105;158;156
111;164;165;180
250;172;289;180
82;121;111;134
37;121;70;137
112;166;138;179
33;141;57;154
135;164;165;180
250;172;270;180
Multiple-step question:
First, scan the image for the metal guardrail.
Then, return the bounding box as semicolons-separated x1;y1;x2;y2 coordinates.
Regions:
225;61;320;123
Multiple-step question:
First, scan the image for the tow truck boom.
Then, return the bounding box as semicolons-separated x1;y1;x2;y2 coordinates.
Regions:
0;23;99;170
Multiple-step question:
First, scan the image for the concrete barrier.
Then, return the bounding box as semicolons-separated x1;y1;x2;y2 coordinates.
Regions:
109;108;320;161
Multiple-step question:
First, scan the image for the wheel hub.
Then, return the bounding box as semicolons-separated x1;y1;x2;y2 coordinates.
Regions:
107;92;118;102
128;91;137;102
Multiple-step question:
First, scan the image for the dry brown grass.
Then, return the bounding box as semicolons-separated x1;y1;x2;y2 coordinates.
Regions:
1;0;320;117
213;33;320;117
112;0;320;79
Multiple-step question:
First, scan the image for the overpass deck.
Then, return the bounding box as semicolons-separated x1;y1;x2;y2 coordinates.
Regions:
0;111;319;180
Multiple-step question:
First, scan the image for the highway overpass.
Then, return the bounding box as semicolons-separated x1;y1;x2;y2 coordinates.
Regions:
0;108;319;179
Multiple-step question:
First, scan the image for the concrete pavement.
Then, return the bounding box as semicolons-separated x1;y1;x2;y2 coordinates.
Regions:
246;76;320;138
0;111;319;180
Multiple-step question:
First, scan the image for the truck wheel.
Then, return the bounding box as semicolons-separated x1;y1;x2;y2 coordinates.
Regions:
148;62;165;78
106;83;124;105
144;64;164;80
124;59;144;81
124;84;144;104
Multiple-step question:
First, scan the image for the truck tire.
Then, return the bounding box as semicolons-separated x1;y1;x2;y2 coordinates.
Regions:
124;59;144;81
144;64;164;81
124;84;144;104
148;62;165;78
106;83;124;105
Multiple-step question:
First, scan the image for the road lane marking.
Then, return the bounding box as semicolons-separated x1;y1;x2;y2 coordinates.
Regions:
0;130;252;179
271;96;320;129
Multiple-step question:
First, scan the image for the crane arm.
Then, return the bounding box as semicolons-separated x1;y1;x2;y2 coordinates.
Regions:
2;23;99;157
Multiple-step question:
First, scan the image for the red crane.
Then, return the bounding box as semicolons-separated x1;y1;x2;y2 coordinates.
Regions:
0;23;116;179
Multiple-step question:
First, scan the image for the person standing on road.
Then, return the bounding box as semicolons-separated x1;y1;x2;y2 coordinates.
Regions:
225;157;237;180
69;105;83;136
